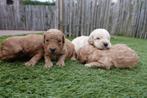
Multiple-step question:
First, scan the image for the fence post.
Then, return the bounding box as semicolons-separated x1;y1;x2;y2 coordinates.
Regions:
59;0;64;32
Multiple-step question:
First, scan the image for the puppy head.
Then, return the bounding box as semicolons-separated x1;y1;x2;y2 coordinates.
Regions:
88;29;111;49
44;29;65;55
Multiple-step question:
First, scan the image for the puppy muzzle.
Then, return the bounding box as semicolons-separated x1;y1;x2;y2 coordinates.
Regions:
49;48;56;54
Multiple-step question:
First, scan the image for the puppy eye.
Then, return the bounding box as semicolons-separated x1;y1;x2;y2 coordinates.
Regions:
96;37;100;40
46;39;49;42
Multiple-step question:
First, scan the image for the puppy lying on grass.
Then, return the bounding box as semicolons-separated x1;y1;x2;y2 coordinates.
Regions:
0;34;43;66
44;29;75;68
77;44;139;69
72;29;112;52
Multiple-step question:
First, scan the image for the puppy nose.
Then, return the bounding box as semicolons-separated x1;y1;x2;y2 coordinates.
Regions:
50;48;56;53
103;43;108;47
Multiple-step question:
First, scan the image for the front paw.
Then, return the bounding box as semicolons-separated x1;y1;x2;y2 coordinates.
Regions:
85;64;92;68
56;61;65;67
25;61;35;67
71;56;76;61
44;62;53;69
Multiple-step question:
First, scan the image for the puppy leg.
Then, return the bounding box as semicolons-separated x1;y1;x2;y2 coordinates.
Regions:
85;62;100;68
85;62;111;70
44;55;53;68
25;51;43;67
56;54;65;67
71;56;76;61
71;50;77;60
71;53;77;61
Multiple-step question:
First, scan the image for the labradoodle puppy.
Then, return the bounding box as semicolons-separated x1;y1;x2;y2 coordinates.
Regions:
77;44;139;69
44;29;75;68
0;34;44;66
72;29;111;52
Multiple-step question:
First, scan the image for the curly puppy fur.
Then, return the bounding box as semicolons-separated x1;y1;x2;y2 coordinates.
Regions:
0;34;44;66
44;29;75;68
77;44;139;69
72;29;111;52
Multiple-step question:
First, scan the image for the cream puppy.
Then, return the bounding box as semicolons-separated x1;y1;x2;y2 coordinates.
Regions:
72;29;111;52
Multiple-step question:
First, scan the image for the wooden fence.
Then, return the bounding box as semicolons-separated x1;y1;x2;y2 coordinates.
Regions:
0;4;56;30
0;0;147;38
56;0;147;38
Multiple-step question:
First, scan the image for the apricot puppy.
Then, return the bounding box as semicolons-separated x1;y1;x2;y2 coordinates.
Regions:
44;29;75;68
0;34;44;66
77;44;139;69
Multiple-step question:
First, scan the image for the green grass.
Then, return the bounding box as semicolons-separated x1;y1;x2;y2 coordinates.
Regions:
0;36;147;98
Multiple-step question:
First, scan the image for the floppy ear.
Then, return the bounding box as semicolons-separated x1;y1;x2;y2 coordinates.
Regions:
88;36;94;45
62;35;65;44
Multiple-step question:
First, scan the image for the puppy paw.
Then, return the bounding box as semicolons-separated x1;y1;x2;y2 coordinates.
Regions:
71;56;76;61
105;66;111;70
85;64;92;68
56;61;65;67
85;63;111;69
44;62;53;69
25;61;35;67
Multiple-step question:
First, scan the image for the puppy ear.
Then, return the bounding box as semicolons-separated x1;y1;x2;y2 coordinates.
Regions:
62;35;65;44
88;36;94;45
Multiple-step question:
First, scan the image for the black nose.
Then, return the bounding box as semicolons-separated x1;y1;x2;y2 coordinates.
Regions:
50;48;56;53
103;43;108;47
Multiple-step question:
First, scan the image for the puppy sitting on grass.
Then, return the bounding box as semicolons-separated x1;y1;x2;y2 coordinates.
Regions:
77;44;139;69
0;34;43;66
44;29;75;68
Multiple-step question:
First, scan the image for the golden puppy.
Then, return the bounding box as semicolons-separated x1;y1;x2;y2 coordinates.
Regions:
44;29;75;68
77;44;139;69
0;34;43;66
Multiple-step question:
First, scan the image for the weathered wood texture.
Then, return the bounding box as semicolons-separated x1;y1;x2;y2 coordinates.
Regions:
0;0;55;30
0;0;147;38
56;0;147;39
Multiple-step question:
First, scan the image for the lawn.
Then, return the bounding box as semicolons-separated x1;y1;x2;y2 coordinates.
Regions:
0;36;147;98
